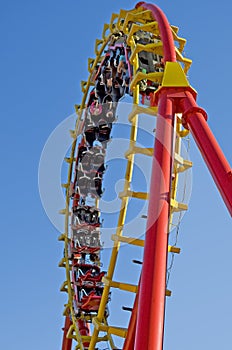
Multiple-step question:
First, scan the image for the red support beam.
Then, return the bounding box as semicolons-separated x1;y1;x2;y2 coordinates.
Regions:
134;94;175;350
179;90;232;216
123;286;139;350
124;4;177;350
78;319;90;348
61;316;72;350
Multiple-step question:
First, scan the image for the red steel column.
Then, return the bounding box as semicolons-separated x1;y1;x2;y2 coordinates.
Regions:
61;316;72;350
123;286;139;350
179;91;232;216
78;319;90;348
134;94;175;350
123;4;177;349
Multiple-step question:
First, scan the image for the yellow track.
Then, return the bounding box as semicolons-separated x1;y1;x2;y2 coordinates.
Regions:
59;4;193;349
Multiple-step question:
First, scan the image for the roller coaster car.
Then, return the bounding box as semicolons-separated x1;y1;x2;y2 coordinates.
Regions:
87;88;98;107
79;152;93;173
90;98;117;127
138;51;160;74
95;79;107;104
78;290;103;312
102;95;117;123
73;262;100;273
71;227;101;250
94;52;111;82
76;152;105;176
111;78;124;103
89;101;109;126
101;64;112;84
108;42;126;52
71;245;101;258
89;100;103;118
134;30;155;45
98;120;112;143
89;252;101;263
108;31;125;46
74;264;105;288
89;174;103;198
72;206;101;226
84;122;98;147
77;144;88;162
91;146;106;170
69;246;100;262
137;51;163;101
75;168;104;199
76;172;91;197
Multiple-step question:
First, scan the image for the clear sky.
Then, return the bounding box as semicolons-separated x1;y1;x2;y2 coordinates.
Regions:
1;1;232;349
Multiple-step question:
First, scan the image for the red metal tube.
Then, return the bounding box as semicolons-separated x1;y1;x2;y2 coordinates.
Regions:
61;316;72;350
123;286;139;350
134;95;175;350
179;91;232;216
124;5;177;349
135;2;176;62
78;319;90;348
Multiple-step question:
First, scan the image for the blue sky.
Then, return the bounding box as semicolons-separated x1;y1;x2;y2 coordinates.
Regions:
1;1;232;349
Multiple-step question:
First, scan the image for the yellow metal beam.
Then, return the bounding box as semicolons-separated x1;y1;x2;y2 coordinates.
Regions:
170;198;188;212
102;23;110;40
111;233;144;247
128;104;157;122
174;152;192;172
92;317;128;338
94;39;104;56
59;209;71;216
175;48;192;74
66;324;77;340
80;80;88;93
64;157;75;164
58;234;65;242
129;42;163;64
130;71;163;91
119;190;149;200
109;13;119;31
69;129;77;139
116;8;141;30
123;10;154;30
125;146;153;158
87;58;95;73
169;246;181;254
62;303;71;316
126;21;159;42
171;26;186;52
61;183;69;189
103;277;138;293
60;281;69;293
58;258;72;270
111;234;181;254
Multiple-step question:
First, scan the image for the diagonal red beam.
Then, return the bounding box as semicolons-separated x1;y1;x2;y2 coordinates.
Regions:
179;90;232;216
123;284;140;350
61;316;72;350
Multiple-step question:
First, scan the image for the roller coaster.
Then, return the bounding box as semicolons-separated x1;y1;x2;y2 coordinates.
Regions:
58;2;232;350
